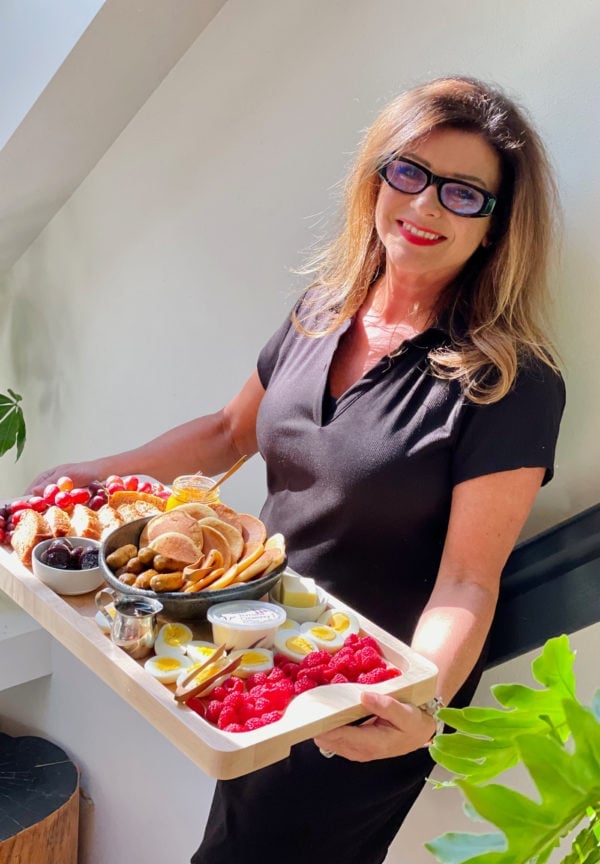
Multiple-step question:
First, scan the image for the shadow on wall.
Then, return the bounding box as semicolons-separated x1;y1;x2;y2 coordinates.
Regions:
8;253;68;428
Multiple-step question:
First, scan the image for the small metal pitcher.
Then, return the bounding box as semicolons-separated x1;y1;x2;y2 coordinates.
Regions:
95;589;163;659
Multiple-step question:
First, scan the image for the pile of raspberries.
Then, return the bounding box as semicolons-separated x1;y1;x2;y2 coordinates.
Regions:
186;633;401;733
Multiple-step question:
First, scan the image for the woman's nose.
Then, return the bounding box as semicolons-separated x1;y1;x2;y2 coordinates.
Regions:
411;183;442;216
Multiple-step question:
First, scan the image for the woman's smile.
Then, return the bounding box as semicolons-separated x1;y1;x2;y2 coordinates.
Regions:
397;218;446;245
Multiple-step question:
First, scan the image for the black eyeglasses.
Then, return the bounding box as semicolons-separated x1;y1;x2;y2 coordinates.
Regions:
378;156;497;218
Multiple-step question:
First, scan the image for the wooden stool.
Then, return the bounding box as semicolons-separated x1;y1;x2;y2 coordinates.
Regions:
0;733;79;864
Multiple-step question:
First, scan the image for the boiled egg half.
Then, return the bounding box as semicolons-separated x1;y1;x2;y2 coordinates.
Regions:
317;608;361;639
185;640;220;664
95;602;116;634
229;647;274;678
278;617;300;632
273;629;319;662
154;622;194;657
300;622;345;653
144;653;193;684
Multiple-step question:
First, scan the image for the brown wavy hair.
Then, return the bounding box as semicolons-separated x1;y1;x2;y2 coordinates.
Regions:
294;76;561;403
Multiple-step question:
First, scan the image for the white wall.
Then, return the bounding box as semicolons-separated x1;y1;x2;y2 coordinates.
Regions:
0;0;104;149
0;1;599;862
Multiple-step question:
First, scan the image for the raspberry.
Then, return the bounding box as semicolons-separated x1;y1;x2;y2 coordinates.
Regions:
223;691;246;713
186;695;206;717
223;723;246;733
244;716;269;730
217;706;239;729
355;635;380;653
344;633;360;647
246;671;269;689
297;665;329;685
261;711;283;724
248;683;267;699
267;667;287;682
274;654;291;667
330;653;359;679
253;696;272;715
294;677;319;694
239;693;258;722
357;666;400;684
222;676;245;693
300;650;330;669
280;662;301;681
355;646;385;672
330;672;349;684
265;681;294;710
205;699;224;723
212;685;227;701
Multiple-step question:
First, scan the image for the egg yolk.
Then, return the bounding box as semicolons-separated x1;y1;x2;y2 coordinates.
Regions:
305;626;337;642
284;635;316;655
240;651;269;666
162;624;192;646
328;612;350;632
154;657;183;671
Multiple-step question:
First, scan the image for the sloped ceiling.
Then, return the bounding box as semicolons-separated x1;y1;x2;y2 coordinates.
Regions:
0;0;228;279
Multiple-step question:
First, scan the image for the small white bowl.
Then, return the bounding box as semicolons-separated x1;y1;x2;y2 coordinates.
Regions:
32;537;105;596
268;576;329;623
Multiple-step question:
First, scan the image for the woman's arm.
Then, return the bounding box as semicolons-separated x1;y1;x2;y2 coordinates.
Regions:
25;371;265;494
313;465;546;761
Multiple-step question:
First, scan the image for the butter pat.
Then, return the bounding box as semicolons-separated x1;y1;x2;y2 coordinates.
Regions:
281;573;318;608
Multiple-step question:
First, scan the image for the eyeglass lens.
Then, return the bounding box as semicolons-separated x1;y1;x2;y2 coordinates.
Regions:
382;159;488;216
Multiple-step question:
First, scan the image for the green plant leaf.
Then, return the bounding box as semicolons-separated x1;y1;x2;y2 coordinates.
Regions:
431;636;577;786
425;831;507;863
427;637;600;864
0;391;26;460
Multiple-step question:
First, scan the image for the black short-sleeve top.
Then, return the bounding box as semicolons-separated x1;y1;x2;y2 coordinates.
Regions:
256;305;565;649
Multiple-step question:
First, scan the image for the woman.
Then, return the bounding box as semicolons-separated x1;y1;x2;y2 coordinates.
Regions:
28;77;565;863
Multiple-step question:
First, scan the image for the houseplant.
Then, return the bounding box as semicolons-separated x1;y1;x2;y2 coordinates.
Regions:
0;389;26;460
426;635;600;863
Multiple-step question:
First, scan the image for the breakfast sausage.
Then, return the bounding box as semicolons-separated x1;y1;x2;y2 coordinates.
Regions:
106;544;138;570
150;571;185;592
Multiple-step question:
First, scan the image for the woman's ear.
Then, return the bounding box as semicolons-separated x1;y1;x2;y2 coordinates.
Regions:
481;236;492;248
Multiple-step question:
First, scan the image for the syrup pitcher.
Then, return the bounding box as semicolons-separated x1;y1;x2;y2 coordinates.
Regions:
95;588;163;659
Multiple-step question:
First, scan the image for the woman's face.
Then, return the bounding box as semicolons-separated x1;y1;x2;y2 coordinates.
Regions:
374;127;502;290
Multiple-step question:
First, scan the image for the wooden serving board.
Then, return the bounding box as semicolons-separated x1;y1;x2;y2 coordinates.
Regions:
0;545;437;779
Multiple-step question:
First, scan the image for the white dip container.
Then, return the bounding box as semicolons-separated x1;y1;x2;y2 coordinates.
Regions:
207;600;286;649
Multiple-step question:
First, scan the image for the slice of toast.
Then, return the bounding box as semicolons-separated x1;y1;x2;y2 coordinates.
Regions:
97;504;125;540
109;490;166;513
44;505;73;538
11;509;52;566
70;504;102;541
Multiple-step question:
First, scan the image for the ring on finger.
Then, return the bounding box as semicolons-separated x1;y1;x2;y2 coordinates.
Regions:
319;748;335;758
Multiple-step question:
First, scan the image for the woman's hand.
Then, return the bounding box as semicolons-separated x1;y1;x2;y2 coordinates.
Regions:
313;692;435;762
25;461;111;496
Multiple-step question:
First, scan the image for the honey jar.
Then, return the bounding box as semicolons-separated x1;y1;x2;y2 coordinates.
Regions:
165;475;221;510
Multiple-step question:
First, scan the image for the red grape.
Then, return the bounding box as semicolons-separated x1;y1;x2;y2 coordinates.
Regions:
137;481;152;493
10;499;31;514
125;476;139;491
89;495;106;511
107;480;125;494
55;490;73;510
57;476;74;492
28;496;48;513
43;483;60;504
70;487;91;505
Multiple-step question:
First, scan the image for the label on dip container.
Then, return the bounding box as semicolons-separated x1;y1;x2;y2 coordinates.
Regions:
207;601;286;649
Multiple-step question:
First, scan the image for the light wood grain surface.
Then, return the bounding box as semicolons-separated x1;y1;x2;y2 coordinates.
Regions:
0;545;437;779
